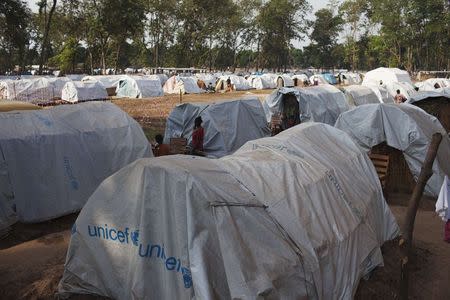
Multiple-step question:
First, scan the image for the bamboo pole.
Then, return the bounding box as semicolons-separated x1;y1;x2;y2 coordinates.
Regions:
399;132;442;300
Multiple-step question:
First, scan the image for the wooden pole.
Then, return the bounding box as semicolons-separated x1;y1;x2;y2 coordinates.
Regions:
399;132;442;300
179;89;182;104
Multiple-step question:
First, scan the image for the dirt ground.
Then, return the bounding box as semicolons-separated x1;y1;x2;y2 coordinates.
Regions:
0;193;448;299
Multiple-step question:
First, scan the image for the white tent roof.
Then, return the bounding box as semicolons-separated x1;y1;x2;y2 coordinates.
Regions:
163;76;203;94
247;74;277;90
263;85;349;125
362;67;413;86
343;85;381;107
364;84;393;103
277;74;294;87
217;75;253;91
415;78;450;91
116;76;163;98
0;77;70;103
309;75;329;85
82;75;126;89
335;103;450;197
0;102;152;222
164;98;270;158
62;81;109;103
59;123;399;299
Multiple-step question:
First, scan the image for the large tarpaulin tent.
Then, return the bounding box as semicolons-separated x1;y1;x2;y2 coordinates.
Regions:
343;85;381;107
163;76;203;94
362;67;413;86
247;74;277;90
0;77;70;103
61;81;109;103
263;86;349;125
81;75;125;89
164;98;270;158
0;102;152;222
116;76;163;98
335;103;450;197
216;75;252;91
415;78;450;91
58;123;399;300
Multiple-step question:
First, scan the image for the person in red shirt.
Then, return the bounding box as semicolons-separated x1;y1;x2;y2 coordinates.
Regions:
191;116;205;155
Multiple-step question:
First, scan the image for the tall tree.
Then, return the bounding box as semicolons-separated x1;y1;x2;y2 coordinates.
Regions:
0;0;31;73
256;0;310;71
309;8;343;69
38;0;57;74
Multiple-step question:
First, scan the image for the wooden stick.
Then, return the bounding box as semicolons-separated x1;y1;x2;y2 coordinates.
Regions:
399;132;442;300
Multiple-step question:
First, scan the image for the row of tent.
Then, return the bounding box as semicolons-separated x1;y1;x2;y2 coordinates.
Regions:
0;92;448;298
58;104;449;299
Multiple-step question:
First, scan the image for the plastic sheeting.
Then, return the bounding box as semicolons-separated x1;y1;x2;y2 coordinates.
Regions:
364;84;393;103
116;76;163;98
82;75;126;89
335;103;450;197
406;90;450;104
362;67;413;86
216;75;252;91
263;86;349;125
164;98;270;158
415;78;450;91
0;102;152;222
343;85;381;107
62;81;108;102
0;77;71;103
247;74;277;90
58;123;399;300
163;76;203;94
436;176;450;221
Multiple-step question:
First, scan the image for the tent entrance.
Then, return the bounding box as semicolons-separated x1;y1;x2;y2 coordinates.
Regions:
370;142;415;195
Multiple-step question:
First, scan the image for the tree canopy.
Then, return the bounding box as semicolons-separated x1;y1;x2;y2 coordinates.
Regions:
0;0;448;74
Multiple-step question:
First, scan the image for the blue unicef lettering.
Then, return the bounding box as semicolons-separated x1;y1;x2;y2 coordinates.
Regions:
36;114;53;127
130;230;140;246
63;156;79;190
87;223;192;289
182;267;192;288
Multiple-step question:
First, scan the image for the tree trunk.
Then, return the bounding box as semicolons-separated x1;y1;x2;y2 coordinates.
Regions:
114;42;121;75
399;133;443;300
38;0;57;75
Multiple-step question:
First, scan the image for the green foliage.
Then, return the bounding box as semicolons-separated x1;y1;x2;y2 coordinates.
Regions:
0;0;31;72
0;0;449;73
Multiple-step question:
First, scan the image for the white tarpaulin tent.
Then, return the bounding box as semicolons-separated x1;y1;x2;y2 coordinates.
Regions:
195;73;218;89
81;75;125;89
335;103;450;197
292;74;309;86
0;102;152;222
339;72;361;85
309;75;329;85
362;67;413;86
164;98;270;158
216;75;252;91
61;81;108;103
436;176;449;221
276;74;294;87
116;76;163;98
364;84;393;103
247;74;277;90
58;123;399;300
263;86;349;125
343;85;381;107
163;76;203;94
415;78;450;91
0;77;70;103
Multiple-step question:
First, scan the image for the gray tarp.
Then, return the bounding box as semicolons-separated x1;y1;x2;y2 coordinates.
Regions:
263;86;349;125
164;98;270;158
59;123;399;300
335;103;450;197
0;102;152;222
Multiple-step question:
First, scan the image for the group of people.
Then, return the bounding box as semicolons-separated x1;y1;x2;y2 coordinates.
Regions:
153;116;205;157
